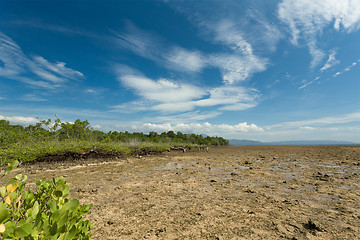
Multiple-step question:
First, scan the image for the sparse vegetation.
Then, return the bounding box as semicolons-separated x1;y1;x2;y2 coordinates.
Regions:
0;117;228;165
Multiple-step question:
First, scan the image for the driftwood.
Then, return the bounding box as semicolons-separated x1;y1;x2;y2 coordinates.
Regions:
198;145;209;152
170;146;188;153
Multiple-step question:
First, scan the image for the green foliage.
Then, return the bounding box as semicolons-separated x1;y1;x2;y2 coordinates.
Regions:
0;117;228;165
0;174;93;239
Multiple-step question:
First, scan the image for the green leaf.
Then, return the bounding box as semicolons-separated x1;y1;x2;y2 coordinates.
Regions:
0;204;10;224
19;223;32;235
65;199;79;212
49;200;57;213
4;160;19;175
49;222;58;236
32;201;39;218
51;209;60;222
4;166;12;176
65;225;77;240
14;173;22;181
0;186;6;198
14;223;33;238
57;211;68;228
54;190;62;198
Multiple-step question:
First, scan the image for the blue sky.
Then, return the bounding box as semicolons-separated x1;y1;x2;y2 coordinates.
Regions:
1;0;360;142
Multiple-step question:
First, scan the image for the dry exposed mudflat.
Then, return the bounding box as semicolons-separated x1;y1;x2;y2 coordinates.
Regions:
5;145;360;239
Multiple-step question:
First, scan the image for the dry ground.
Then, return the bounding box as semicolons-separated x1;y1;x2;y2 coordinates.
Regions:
5;145;360;239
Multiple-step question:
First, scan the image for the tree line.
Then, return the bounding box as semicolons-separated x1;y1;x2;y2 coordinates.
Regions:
0;118;229;147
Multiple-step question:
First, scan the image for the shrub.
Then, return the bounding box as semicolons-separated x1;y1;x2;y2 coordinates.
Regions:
0;161;93;239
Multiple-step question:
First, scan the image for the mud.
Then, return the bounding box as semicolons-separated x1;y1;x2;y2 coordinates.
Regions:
4;145;360;239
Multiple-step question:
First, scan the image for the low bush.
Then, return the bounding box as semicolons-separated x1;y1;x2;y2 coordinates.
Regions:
0;163;93;239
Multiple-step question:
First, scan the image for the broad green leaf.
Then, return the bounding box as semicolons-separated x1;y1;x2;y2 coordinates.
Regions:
11;160;19;168
57;211;68;228
65;199;79;211
49;200;57;213
32;201;39;218
14;223;33;238
49;222;57;236
65;225;76;240
0;205;10;224
51;209;60;222
19;223;32;235
58;224;66;234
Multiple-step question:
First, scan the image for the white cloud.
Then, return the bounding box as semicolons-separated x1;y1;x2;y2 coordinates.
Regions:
204;20;268;84
333;71;341;77
0;32;84;88
209;53;267;84
279;0;360;44
332;60;359;77
117;67;206;103
164;47;207;72
85;89;96;94
0;114;38;125
344;61;357;71
307;41;326;68
278;0;360;67
133;122;264;135
299;126;315;130
299;76;320;89
320;50;340;71
114;66;260;114
33;56;84;80
195;86;259;110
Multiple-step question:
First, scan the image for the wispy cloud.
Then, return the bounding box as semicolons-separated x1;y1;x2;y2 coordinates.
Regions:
332;60;359;77
8;19;98;38
114;21;268;84
278;0;360;67
113;65;260;114
195;86;259;111
267;111;360;129
147;111;222;124
299;76;320;89
113;22;208;73
320;50;340;72
0;32;84;88
344;61;358;72
21;94;47;102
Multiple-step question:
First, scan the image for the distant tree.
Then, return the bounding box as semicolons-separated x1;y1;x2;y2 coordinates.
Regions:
167;130;176;138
